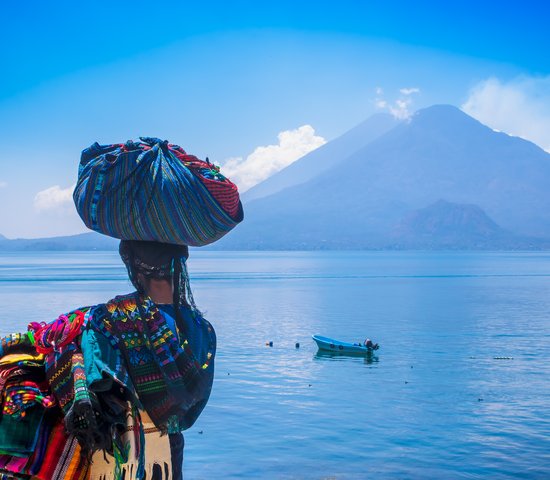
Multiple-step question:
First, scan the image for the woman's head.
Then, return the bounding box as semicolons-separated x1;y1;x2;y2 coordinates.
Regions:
119;240;196;311
119;240;188;288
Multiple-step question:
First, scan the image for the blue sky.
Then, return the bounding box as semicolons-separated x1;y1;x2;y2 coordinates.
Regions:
1;1;549;237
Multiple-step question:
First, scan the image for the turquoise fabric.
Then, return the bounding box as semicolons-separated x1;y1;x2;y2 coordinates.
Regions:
81;327;140;406
0;406;44;457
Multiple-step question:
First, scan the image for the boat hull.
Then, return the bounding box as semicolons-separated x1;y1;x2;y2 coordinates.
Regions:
312;335;376;355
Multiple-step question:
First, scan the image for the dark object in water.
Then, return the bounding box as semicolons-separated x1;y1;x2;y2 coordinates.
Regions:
295;342;300;349
265;341;273;347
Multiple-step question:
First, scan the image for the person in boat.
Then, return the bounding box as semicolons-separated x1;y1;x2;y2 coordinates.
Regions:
0;138;243;479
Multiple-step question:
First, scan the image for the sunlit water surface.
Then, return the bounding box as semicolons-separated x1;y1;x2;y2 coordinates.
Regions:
0;251;549;479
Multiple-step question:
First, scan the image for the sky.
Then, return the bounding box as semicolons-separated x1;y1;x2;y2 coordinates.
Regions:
1;0;550;238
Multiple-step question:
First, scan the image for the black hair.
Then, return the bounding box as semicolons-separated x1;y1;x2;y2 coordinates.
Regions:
119;240;199;337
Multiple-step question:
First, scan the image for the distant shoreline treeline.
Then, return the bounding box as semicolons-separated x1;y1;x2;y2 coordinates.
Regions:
1;230;550;252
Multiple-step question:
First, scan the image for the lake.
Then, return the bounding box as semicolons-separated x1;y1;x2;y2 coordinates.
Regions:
0;251;549;479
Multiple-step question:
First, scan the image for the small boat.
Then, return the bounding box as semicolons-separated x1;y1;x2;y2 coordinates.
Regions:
312;335;379;354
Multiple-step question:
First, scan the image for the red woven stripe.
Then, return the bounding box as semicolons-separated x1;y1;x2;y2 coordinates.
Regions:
198;177;240;218
170;146;241;219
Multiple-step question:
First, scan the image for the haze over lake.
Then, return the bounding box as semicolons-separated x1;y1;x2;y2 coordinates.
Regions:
1;251;549;479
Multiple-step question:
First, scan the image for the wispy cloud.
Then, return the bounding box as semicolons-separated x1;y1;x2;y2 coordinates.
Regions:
374;86;420;119
400;87;420;95
34;184;75;212
462;76;550;152
0;181;7;188
221;125;326;192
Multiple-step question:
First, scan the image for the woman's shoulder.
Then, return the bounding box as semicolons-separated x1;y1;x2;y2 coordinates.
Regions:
27;292;138;352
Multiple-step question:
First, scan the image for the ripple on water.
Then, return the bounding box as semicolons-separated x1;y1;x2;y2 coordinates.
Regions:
1;251;550;479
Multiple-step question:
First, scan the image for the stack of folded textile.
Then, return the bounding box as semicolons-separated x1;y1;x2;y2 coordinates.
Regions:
0;335;88;479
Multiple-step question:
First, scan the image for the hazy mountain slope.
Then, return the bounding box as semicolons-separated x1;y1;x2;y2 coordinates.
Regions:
5;106;550;251
217;105;550;249
242;113;399;202
390;200;548;249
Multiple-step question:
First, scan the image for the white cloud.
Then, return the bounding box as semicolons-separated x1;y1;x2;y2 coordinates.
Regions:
462;76;550;152
374;87;421;120
400;87;420;95
0;181;7;188
220;125;326;192
34;184;75;212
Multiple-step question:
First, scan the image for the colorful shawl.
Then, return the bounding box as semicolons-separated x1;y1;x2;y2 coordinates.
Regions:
91;292;216;432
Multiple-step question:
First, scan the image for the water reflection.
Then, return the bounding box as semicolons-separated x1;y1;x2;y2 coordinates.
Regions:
314;350;380;364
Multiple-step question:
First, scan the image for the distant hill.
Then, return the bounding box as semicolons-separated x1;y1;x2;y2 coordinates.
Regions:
389;200;549;249
243;113;399;202
215;104;550;249
0;232;118;251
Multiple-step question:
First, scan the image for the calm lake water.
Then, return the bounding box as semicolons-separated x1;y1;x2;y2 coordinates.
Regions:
1;251;549;479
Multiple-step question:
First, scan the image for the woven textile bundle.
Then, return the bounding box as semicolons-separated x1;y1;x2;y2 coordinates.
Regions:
74;137;243;246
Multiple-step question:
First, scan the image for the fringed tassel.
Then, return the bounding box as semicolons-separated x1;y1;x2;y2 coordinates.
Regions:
81;458;173;480
146;463;154;480
136;407;146;480
112;438;130;480
96;464;137;480
145;463;172;480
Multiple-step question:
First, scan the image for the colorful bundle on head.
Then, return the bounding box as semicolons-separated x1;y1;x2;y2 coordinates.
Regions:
73;137;244;246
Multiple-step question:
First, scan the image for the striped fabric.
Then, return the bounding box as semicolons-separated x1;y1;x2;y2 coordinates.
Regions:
33;420;90;480
74;137;244;246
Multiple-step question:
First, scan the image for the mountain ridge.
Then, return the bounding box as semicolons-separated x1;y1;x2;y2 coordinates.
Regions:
389;199;547;250
3;104;550;251
242;112;399;202
215;104;550;249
